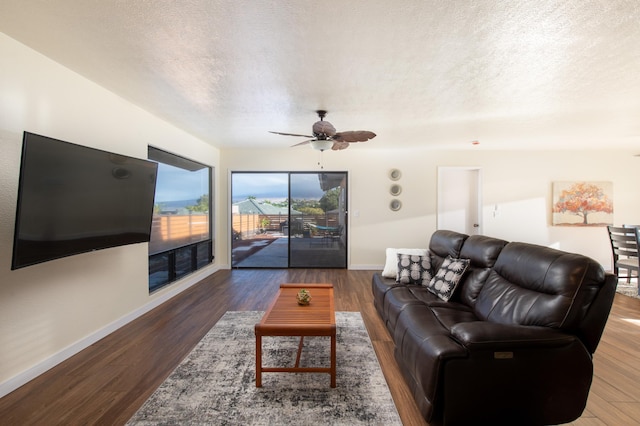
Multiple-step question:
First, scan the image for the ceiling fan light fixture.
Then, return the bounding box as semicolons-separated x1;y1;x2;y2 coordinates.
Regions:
310;140;334;151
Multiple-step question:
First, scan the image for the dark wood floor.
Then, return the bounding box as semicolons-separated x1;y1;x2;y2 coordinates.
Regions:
0;269;639;425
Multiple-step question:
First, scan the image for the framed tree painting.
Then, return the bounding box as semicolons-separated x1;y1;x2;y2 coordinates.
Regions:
552;181;613;226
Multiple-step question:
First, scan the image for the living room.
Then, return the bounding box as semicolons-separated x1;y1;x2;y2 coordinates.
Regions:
1;2;640;424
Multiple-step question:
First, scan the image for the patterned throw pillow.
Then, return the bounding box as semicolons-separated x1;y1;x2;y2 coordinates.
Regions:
396;253;433;285
382;248;428;278
427;256;470;301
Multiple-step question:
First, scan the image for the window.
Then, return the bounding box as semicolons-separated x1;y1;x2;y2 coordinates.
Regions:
148;147;213;292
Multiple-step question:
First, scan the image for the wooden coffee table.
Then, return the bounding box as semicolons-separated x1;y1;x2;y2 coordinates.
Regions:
255;283;336;387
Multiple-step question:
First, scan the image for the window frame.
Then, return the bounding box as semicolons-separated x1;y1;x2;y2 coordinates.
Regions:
147;147;213;292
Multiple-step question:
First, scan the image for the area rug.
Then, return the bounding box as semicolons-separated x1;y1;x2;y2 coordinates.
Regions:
127;311;402;425
616;281;640;299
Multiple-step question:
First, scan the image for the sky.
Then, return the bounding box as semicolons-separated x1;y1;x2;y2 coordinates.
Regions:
154;163;209;202
231;173;327;202
154;167;330;204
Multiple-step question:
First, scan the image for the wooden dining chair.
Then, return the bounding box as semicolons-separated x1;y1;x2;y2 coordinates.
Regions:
607;225;640;283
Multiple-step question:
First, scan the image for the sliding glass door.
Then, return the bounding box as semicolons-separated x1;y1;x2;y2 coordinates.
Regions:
289;172;347;268
231;171;347;268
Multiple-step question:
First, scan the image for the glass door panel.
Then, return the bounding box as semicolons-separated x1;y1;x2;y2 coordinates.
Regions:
289;172;347;268
231;172;289;268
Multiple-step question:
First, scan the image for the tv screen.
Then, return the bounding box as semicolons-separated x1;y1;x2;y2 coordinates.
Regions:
11;132;158;270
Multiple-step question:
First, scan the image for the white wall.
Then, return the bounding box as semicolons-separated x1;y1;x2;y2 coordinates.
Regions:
0;34;220;395
221;148;640;271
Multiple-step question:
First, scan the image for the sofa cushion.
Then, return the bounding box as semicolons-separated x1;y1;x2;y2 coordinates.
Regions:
381;248;427;278
408;286;470;309
428;256;470;301
397;253;432;285
456;234;509;306
371;273;404;319
428;230;468;271
474;242;606;330
381;285;427;332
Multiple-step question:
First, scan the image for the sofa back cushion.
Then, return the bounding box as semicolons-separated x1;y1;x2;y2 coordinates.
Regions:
428;230;468;271
474;242;606;331
456;235;508;307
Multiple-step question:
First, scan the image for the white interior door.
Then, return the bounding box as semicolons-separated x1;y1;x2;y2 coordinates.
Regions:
437;167;482;235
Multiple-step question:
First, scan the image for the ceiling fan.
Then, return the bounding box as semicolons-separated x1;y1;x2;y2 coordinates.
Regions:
269;110;376;151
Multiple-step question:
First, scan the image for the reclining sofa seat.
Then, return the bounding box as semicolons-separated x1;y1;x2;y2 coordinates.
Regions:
372;230;617;425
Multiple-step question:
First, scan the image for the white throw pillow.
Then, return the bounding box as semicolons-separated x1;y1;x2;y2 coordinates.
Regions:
381;248;428;278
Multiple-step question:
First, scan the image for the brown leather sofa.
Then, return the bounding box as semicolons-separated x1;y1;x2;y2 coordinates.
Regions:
372;230;617;425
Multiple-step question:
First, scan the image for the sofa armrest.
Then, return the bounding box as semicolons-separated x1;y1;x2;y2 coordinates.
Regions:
451;321;578;351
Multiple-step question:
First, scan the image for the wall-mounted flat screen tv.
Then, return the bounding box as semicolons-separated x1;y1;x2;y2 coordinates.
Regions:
11;132;158;270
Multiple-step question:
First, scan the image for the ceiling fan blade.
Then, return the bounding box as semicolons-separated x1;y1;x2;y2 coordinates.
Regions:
291;139;315;147
331;141;350;150
333;130;377;143
269;131;314;138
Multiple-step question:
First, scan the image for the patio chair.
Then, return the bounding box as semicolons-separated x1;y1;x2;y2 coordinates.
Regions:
327;225;344;247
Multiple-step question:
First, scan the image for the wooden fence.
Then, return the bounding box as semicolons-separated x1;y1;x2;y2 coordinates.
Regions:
232;213;339;239
232;214;287;238
149;212;342;249
149;214;210;254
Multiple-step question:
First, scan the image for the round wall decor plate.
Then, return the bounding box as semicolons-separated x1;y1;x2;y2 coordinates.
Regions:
390;199;402;211
390;184;402;196
389;169;401;181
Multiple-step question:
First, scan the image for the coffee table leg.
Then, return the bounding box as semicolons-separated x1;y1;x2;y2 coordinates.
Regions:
256;334;262;387
330;333;336;388
295;336;304;368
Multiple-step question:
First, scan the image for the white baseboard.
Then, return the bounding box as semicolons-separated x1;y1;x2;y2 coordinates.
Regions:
0;264;221;399
349;264;383;270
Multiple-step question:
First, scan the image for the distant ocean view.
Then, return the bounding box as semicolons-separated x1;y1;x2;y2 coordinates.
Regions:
231;196;288;204
160;196;309;208
158;197;290;208
155;199;198;209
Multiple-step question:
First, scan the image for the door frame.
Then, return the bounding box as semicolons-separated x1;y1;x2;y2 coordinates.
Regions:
437;166;483;235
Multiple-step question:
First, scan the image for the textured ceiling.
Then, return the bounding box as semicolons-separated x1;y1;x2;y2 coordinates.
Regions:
1;0;640;150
